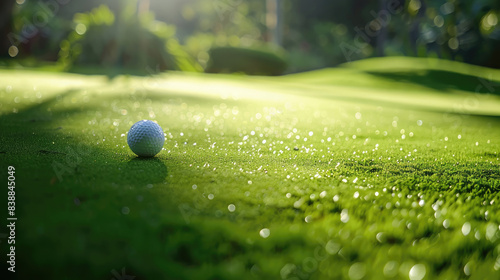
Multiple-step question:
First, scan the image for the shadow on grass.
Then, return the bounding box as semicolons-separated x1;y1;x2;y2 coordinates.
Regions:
67;65;164;79
123;157;168;185
366;69;500;95
0;87;175;187
0;88;177;279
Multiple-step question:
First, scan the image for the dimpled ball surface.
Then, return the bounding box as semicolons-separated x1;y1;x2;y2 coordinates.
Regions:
127;120;165;157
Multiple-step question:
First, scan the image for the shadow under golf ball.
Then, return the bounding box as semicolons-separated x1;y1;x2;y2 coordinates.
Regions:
122;157;168;185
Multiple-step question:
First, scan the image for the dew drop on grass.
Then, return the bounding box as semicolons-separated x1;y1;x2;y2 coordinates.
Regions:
208;194;214;200
409;264;426;280
376;232;386;243
383;261;398;277
462;222;471;236
259;228;270;238
121;207;130;215
486;223;497;241
340;209;349;223
214;210;223;218
305;215;312;223
348;263;366;280
494;257;500;270
443;219;450;229
228;204;236;212
192;184;197;190
464;262;472;276
325;240;340;255
293;198;304;208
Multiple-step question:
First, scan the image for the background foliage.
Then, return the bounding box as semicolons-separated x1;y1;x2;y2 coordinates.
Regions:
0;0;499;73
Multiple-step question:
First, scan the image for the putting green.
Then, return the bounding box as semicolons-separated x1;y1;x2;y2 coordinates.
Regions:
1;57;499;279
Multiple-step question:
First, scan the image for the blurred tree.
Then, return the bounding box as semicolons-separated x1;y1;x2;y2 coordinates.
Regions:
285;0;500;68
58;3;201;74
266;0;284;46
2;0;500;71
401;0;500;67
3;0;125;61
0;0;16;58
137;0;150;14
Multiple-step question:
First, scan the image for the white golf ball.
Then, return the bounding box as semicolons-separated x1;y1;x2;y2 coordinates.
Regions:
127;120;165;157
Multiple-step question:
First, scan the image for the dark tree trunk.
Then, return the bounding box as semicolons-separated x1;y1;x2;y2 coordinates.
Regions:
0;0;16;58
409;0;426;56
376;0;387;56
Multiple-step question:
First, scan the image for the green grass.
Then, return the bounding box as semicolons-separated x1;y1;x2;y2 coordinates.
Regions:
1;57;500;279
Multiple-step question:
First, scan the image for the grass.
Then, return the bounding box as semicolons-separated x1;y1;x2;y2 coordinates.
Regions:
0;56;500;279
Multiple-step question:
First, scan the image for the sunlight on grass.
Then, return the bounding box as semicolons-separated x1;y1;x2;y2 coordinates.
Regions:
1;57;499;279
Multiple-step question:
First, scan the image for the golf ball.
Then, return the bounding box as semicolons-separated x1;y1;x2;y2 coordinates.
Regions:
127;120;165;157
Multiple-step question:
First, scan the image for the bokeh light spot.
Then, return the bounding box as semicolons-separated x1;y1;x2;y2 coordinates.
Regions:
448;38;459;50
8;46;19;58
75;23;87;35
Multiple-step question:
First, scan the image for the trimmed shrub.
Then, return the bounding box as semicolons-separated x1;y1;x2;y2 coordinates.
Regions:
206;46;287;76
